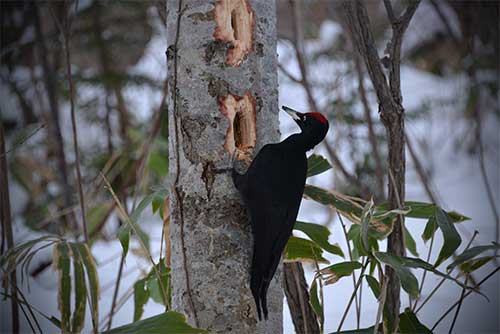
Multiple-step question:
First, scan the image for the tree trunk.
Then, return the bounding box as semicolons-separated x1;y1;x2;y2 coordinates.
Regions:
166;1;282;333
283;262;320;334
340;1;419;331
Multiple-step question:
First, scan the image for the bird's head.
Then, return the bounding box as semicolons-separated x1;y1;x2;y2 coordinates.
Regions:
282;105;329;149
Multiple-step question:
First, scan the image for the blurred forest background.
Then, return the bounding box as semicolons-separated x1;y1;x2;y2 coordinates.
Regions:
1;0;498;333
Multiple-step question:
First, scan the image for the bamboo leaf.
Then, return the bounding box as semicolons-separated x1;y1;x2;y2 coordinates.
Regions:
377;201;469;222
404;226;419;257
0;236;57;275
309;279;324;329
54;242;71;332
398;256;473;291
117;188;168;256
307;154;332;177
459;256;496;274
319;261;362;285
71;249;87;333
303;184;363;217
148;152;169;177
398;309;432;333
133;278;149;321
294;221;344;257
106;311;207;334
434;207;462;267
361;199;374;252
364;275;380;299
447;243;500;271
421;216;437;243
72;243;99;330
118;224;131;257
374;252;419;298
284;236;329;264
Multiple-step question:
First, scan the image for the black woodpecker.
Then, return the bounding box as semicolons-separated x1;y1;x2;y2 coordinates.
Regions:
232;105;329;320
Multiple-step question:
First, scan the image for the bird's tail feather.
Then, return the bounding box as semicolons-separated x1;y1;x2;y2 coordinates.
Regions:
250;252;263;321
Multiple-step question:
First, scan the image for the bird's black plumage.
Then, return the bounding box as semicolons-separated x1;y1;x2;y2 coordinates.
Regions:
232;106;329;320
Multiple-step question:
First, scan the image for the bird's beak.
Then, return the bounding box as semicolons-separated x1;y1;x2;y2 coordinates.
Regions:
281;105;302;122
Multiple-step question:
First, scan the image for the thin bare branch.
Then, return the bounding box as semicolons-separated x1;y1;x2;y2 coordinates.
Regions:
1;124;20;333
278;62;302;84
383;0;397;24
354;55;384;196
431;266;500;331
57;0;89;243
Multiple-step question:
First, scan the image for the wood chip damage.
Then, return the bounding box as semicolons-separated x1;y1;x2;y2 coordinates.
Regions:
218;92;256;163
213;0;254;66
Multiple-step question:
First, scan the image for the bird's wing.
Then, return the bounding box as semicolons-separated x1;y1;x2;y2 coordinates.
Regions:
243;144;306;318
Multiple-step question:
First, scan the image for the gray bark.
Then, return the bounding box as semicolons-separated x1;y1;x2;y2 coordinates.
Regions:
167;1;282;333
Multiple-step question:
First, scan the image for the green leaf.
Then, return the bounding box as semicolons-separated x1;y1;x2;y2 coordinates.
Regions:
284;236;329;264
294;221;344;257
404;226;419;257
361;199;374;252
421;216;437;243
374;252;419;298
398;309;432;333
133;278;149;321
447;243;500;271
71;243;99;330
320;261;362;285
365;275;381;298
348;225;378;259
398;256;472;291
434;207;462;267
117;188;168;256
459;256;496;274
309;279;324;329
307;154;332;177
71;249;87;333
106;311;207;334
303;184;362;217
0;236;58;275
118;225;131;257
148;152;169;177
147;265;170;305
86;202;113;237
377;201;469;222
54;242;71;332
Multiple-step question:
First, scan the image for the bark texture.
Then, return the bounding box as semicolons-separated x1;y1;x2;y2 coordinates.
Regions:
341;1;419;331
167;1;282;333
283;262;320;334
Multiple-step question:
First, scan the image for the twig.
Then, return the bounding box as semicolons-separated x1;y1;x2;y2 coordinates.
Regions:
337;257;368;332
106;253;125;331
0;123;46;157
405;132;438;203
1;124;20;333
428;0;461;48
415;231;478;314
101;173;169;308
448;274;469;333
354;55;384;196
412;217;436;311
278;62;302;84
337;212;361;326
373;271;388;334
58;0;89;243
34;1;74;231
431;266;500;331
